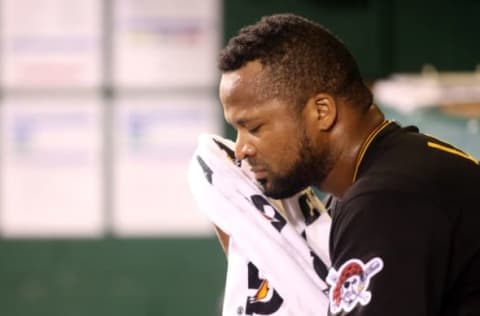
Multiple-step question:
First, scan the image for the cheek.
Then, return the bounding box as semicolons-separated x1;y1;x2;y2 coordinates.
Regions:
259;132;301;170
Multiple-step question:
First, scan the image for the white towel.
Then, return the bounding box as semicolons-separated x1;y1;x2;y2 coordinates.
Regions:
188;134;331;316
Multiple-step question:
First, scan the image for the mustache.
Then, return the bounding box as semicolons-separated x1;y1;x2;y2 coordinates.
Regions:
247;158;267;169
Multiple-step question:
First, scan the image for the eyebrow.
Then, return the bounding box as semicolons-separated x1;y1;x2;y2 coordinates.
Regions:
233;116;262;130
233;118;249;127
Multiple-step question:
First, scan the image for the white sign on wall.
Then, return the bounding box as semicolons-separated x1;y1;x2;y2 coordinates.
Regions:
112;93;220;236
112;0;220;88
0;96;104;237
0;0;102;88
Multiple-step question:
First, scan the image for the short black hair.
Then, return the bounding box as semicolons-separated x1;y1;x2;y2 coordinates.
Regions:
219;13;372;110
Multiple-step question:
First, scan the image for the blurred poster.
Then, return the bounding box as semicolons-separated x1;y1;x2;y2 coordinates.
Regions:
0;0;102;88
113;94;220;236
113;0;220;88
0;96;104;237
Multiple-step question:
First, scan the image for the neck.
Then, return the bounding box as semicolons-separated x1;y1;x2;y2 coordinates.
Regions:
317;104;385;198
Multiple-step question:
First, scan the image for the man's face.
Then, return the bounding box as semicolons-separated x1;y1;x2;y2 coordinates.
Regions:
219;61;333;199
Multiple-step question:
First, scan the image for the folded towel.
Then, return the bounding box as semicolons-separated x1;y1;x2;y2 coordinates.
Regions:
188;134;331;315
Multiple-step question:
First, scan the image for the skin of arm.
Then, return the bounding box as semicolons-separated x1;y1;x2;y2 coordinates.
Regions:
214;225;230;256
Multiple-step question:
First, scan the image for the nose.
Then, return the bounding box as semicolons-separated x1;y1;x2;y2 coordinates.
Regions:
235;132;256;161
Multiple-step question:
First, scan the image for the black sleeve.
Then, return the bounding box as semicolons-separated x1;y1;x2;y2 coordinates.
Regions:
328;192;451;316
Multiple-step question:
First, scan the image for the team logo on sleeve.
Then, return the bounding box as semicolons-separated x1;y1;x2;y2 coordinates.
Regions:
326;257;383;314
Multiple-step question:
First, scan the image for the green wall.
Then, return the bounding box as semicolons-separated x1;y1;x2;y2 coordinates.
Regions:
392;0;480;72
0;238;226;316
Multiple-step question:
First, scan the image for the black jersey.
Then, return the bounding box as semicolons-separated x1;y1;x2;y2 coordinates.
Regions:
327;121;480;316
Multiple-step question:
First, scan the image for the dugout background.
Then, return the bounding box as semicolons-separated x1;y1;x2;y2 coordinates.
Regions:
0;1;479;316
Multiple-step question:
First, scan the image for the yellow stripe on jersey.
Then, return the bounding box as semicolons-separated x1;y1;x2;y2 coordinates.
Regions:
352;120;392;182
427;141;479;165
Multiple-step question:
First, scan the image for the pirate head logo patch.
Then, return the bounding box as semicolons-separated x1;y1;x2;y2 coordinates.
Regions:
326;257;383;314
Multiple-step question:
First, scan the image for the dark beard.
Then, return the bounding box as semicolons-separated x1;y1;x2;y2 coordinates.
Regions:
263;132;333;199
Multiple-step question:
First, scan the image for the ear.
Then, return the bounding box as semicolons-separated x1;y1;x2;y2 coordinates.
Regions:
305;93;337;131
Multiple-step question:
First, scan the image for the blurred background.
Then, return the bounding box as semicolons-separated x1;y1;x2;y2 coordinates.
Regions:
0;0;478;315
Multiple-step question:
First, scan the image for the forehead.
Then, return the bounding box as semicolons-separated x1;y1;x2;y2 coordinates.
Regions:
219;60;264;105
219;61;279;124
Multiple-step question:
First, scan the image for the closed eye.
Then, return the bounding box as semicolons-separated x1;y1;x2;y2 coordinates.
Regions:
248;124;262;135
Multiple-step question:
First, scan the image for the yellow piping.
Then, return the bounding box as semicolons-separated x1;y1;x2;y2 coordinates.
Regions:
427;141;479;165
352;120;392;182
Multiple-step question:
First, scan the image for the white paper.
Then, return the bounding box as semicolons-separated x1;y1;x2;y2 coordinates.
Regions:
0;96;104;237
0;0;102;88
112;94;220;236
112;0;220;88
